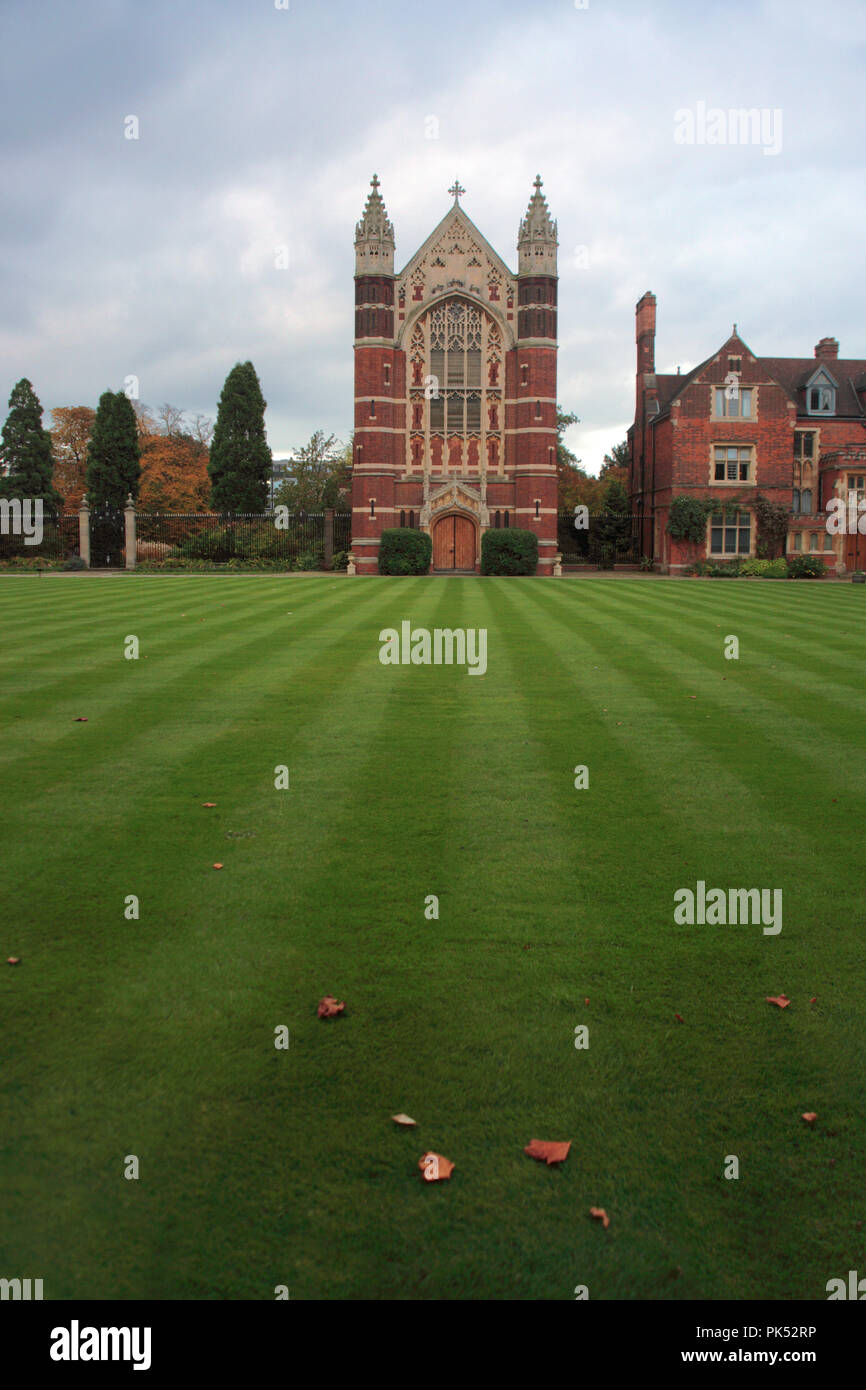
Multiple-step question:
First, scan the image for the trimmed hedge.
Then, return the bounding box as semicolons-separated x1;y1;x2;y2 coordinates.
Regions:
378;528;432;575
481;527;538;576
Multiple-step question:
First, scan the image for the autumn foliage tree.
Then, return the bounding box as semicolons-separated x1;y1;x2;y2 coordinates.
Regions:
138;427;210;511
51;406;95;511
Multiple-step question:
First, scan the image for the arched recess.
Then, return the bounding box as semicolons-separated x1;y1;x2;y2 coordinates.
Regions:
404;295;508;479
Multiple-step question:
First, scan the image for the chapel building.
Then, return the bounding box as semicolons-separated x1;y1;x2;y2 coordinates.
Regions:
350;175;559;574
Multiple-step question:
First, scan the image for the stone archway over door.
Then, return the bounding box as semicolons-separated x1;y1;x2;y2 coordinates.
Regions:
433;514;476;570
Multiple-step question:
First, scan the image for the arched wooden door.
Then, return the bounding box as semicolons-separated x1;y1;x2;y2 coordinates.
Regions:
845;529;866;571
433;514;476;571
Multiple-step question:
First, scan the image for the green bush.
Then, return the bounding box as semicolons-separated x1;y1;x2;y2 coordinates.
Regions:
378;528;432;575
330;549;349;571
62;555;87;571
0;555;61;571
739;557;788;579
787;553;825;579
481;528;538;576
293;548;324;571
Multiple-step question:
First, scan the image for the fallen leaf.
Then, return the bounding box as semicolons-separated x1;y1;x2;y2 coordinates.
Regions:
6;957;21;965
766;994;790;1008
810;996;817;1004
74;716;88;722
317;995;345;1018
524;1139;571;1165
584;997;589;1005
802;1112;818;1125
675;1012;684;1023
590;1206;610;1228
392;1113;417;1127
202;802;216;808
213;862;223;870
419;1151;454;1181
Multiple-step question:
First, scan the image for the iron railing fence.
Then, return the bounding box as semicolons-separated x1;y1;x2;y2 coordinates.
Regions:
0;512;80;562
557;511;650;566
134;512;351;566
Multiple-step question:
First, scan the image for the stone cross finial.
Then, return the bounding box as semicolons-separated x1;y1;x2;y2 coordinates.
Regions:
370;173;380;191
448;178;465;203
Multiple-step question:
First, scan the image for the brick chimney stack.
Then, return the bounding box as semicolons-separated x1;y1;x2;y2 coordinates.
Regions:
814;337;839;361
636;292;656;375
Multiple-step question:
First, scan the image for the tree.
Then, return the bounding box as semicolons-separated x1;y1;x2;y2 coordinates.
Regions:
51;406;96;511
601;477;629;513
599;439;629;494
85;390;142;509
208;361;271;511
556;406;605;512
596;476;632;567
273;430;350;512
128;401;212;512
139;431;210;511
601;440;629;474
0;378;63;514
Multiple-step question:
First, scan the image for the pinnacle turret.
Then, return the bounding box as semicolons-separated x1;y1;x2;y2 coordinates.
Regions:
517;175;558;276
355;174;395;275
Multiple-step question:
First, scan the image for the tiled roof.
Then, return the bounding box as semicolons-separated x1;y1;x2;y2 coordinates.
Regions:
757;358;866;417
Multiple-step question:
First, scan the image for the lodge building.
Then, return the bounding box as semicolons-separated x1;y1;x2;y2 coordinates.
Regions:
350;175;559;574
629;292;866;573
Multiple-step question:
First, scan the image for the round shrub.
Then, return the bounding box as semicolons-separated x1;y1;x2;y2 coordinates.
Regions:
378;528;432;575
481;528;538;576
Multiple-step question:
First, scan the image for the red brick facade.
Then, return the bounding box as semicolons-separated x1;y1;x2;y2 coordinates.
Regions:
351;176;559;574
629;293;866;573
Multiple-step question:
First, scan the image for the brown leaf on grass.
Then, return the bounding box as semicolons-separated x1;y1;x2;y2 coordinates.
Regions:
524;1139;571;1165
675;1012;684;1023
317;995;345;1019
766;994;790;1008
419;1151;454;1181
584;997;590;1006
590;1206;610;1228
391;1113;417;1127
810;996;817;1004
212;862;223;870
6;957;21;965
802;1112;818;1125
74;716;88;722
202;802;216;808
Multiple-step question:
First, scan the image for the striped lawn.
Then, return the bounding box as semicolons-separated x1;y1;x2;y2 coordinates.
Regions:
1;572;864;1301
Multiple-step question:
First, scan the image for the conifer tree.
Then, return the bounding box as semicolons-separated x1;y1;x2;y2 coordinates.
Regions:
208;362;272;512
0;378;63;514
85;390;141;509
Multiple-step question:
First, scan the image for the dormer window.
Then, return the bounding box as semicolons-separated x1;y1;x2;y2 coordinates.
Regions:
728;356;742;373
805;369;836;415
808;386;834;413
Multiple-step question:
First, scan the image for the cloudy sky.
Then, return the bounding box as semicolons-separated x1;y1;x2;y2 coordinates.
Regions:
1;0;864;474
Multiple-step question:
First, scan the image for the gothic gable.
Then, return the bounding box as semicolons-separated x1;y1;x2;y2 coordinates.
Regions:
395;205;516;345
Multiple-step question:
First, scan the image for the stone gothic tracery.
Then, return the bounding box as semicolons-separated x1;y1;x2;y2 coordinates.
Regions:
407;298;503;478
